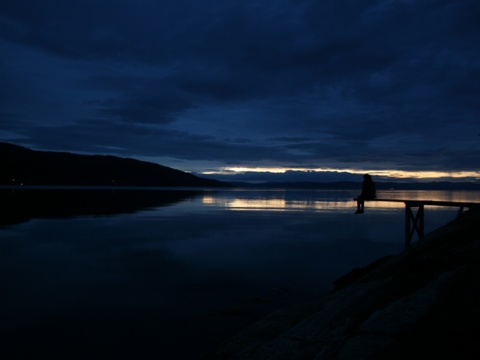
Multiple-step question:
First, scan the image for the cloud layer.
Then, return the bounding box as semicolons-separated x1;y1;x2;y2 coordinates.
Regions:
1;0;479;179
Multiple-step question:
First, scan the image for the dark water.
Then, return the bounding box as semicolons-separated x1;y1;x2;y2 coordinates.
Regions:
1;188;478;359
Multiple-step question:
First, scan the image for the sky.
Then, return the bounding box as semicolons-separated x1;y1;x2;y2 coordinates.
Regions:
0;0;479;183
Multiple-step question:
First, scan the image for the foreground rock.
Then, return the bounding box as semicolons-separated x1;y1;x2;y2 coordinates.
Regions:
210;207;480;359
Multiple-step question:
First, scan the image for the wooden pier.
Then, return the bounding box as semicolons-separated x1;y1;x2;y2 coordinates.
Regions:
354;198;480;249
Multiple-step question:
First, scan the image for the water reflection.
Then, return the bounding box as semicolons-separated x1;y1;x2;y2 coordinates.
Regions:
202;189;480;212
0;188;202;226
376;190;480;203
202;189;357;211
222;198;353;211
1;188;479;359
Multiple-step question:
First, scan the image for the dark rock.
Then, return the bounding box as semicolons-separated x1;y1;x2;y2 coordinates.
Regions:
333;255;394;291
210;207;480;359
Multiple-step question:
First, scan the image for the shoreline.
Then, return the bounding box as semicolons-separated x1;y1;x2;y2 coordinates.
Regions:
210;206;480;359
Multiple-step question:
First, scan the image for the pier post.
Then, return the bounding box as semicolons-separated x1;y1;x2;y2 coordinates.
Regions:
353;198;478;249
405;202;424;249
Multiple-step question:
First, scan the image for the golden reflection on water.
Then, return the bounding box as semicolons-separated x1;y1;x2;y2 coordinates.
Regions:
201;195;217;205
376;190;480;203
201;195;346;211
226;198;346;211
201;190;480;212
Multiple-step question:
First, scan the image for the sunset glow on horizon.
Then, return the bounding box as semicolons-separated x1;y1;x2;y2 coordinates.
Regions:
203;167;480;181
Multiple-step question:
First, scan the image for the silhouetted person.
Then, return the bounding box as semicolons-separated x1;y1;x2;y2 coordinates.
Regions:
356;174;376;214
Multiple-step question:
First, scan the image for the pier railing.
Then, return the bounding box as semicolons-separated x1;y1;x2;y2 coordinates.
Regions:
354;198;480;249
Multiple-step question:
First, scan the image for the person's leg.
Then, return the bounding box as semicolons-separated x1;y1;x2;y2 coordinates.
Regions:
355;199;364;214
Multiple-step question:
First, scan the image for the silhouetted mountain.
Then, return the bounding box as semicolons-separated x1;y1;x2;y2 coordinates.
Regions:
0;142;230;187
375;181;480;190
231;181;480;190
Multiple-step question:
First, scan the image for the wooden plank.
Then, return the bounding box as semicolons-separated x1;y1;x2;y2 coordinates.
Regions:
353;197;479;250
354;198;480;208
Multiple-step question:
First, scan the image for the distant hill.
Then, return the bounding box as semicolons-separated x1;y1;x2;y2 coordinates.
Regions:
231;180;480;191
0;142;229;187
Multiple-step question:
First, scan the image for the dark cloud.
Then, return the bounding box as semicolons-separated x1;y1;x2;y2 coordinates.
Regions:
0;0;479;179
18;119;293;165
95;77;193;124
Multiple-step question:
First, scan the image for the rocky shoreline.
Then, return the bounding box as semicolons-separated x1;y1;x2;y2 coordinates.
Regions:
210;207;480;359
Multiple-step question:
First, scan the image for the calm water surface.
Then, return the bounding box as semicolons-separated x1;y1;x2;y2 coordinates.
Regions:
1;188;479;359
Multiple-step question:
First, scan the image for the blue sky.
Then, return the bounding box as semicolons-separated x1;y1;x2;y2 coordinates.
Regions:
1;0;479;182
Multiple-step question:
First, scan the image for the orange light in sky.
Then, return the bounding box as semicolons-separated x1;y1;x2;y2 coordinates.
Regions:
203;167;480;180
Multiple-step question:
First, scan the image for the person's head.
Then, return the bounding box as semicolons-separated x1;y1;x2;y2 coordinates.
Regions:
364;174;372;181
